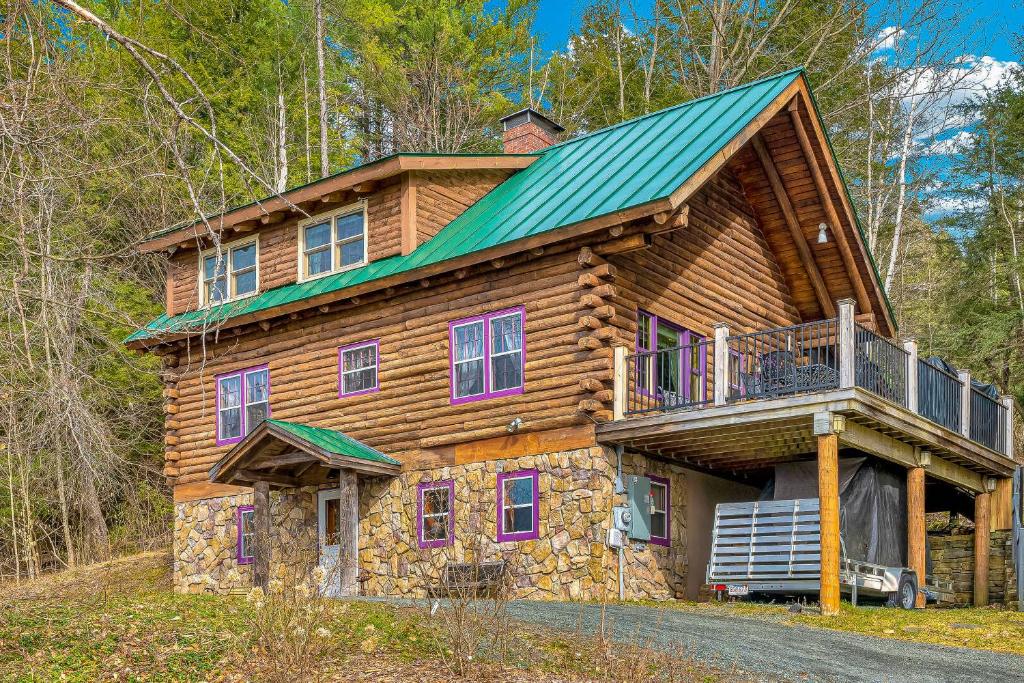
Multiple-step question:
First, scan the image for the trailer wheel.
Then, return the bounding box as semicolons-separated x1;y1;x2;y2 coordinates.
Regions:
887;573;918;609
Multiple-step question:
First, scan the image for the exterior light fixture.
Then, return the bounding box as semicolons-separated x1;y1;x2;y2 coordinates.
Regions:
817;222;829;244
507;417;523;433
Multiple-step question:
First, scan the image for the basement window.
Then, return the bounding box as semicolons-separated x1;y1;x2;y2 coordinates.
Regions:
237;505;255;565
449;307;525;404
497;469;539;542
417;480;454;549
647;475;670;546
338;340;379;397
200;237;258;306
216;365;270;446
299;203;367;281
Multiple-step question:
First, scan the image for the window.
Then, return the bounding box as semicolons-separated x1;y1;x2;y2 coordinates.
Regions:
647;475;670;546
449;307;525;404
201;238;258;305
338;340;379;397
300;204;366;280
636;311;706;403
237;505;255;564
417;480;454;549
216;365;270;446
728;349;749;398
497;469;539;542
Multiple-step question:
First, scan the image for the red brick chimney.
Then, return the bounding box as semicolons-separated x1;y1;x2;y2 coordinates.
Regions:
500;108;564;154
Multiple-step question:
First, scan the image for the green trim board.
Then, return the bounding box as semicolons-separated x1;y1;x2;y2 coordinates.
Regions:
263;419;400;465
128;69;893;343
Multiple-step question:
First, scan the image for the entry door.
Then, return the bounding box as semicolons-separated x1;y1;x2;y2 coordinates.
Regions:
317;489;341;597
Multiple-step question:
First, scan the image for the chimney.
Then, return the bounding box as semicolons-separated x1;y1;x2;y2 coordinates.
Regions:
500;108;564;154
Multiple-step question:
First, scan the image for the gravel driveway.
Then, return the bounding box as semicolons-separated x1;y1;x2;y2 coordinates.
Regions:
502;601;1024;682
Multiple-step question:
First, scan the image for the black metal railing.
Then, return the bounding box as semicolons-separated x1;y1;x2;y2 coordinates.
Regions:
970;387;1007;453
726;319;839;402
854;324;908;407
625;339;713;415
917;358;962;434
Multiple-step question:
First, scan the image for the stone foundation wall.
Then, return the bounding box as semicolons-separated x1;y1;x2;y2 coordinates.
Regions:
930;530;1017;605
173;447;690;601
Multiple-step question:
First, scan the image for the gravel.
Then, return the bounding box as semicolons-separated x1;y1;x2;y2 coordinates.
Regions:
502;601;1024;683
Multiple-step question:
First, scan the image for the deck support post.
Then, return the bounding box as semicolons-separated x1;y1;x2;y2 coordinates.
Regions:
837;299;856;390
907;465;926;608
903;339;918;414
1001;395;1014;458
817;429;840;616
958;370;972;438
974;489;991;606
713;323;729;406
253;480;271;590
338;470;359;596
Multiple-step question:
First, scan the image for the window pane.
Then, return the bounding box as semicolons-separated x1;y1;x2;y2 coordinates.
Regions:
638;313;652;350
651;511;667;539
343;367;376;394
207;277;228;304
505;477;533;506
246;370;269;403
204;254;227;281
454;322;484;361
246;402;268;432
219;376;241;409
220;407;241;440
656;323;681;350
232;243;256;271
423;515;447;541
306;249;332;276
336;212;364;240
305;222;331;249
504;505;533;533
324;498;340;546
490;314;522;354
240;510;254;558
491;353;522;392
423;488;449;515
455;359;484;397
234;269;257;296
343;345;376;372
339;238;364;266
651;483;666;511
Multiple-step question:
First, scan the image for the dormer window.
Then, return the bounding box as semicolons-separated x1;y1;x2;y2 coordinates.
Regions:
299;203;367;281
200;237;258;306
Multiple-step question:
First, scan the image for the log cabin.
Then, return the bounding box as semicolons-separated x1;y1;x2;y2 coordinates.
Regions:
127;69;1019;609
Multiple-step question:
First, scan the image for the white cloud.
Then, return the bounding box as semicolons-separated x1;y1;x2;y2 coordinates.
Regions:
922;130;976;156
874;26;906;52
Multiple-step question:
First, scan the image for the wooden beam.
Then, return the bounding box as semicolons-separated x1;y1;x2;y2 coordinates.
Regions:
990;477;1013;531
238;468;299;488
593;233;651;256
751;134;835;318
818;431;840;616
400;172;418;255
974;491;991;606
907;466;926;608
253;480;271;590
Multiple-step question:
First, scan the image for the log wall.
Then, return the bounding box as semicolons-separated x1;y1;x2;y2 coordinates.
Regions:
415;169;508;244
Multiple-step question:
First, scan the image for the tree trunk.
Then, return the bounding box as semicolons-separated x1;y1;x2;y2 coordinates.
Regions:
315;0;329;177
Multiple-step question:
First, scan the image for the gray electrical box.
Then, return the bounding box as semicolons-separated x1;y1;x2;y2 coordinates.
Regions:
626;475;652;541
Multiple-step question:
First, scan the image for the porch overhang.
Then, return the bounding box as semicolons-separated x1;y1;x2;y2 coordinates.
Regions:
209;419;401;488
597;387;1014;493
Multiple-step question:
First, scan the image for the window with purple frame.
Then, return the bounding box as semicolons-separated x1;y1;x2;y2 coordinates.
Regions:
449;307;525;404
338;340;379;397
728;348;748;398
216;365;270;446
636;311;706;403
237;505;255;564
647;475;670;546
497;469;539;542
417;480;454;548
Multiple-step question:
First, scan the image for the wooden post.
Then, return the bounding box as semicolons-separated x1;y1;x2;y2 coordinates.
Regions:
1002;395;1014;458
974;490;991;606
907;466;926;608
713;323;729;406
338;470;359;596
903;339;918;414
253;480;271;590
818;431;841;616
613;346;627;420
990;477;1013;532
837;299;856;390
958;370;972;438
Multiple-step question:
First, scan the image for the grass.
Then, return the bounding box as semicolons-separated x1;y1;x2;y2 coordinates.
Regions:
645;598;1024;656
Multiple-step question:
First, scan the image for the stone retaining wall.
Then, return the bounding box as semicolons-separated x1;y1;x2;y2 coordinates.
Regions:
930;530;1017;605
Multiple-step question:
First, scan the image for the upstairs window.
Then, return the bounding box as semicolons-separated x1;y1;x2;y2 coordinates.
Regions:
236;505;255;565
300;204;366;280
449;307;525;404
217;365;270;446
338;340;379;397
201;238;258;305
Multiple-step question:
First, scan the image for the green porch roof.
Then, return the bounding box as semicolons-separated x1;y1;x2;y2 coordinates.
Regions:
265;419;400;466
127;69;811;343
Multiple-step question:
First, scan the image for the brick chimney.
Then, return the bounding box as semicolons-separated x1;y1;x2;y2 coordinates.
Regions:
500;108;564;154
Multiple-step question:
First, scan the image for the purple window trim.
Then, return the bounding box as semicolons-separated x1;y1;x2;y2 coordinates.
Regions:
416;479;455;549
236;504;255;564
337;339;381;398
646;474;670;547
215;363;270;447
448;306;526;405
635;310;707;402
496;469;540;542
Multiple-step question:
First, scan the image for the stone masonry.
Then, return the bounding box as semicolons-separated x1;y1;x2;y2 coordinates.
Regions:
930;530;1017;605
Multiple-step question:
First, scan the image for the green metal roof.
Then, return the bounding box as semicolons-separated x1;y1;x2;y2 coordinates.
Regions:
127;69;808;343
266;419;400;465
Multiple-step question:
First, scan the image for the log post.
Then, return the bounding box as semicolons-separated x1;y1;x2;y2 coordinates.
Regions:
713;323;729;407
907;466;926;608
958;370;972;438
837;299;856;390
974;489;991;606
613;346;627;420
253;480;271;590
1001;395;1014;458
338;470;359;596
817;429;841;616
903;339;918;414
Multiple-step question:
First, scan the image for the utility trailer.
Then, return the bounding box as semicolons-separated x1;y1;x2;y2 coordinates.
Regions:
706;498;951;608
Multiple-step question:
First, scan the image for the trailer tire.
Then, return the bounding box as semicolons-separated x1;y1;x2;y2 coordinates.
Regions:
887;573;918;609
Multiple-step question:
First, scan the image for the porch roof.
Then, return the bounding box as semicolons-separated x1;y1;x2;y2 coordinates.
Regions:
209;419;401;488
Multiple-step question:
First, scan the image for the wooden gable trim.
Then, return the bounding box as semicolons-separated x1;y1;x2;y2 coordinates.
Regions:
400;172;418;255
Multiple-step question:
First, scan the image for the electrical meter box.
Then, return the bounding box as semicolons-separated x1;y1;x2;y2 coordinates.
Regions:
626;474;652;541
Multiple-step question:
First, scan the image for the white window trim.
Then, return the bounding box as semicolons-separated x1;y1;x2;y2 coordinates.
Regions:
339;340;379;396
198;235;260;307
501;474;536;535
297;201;369;283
